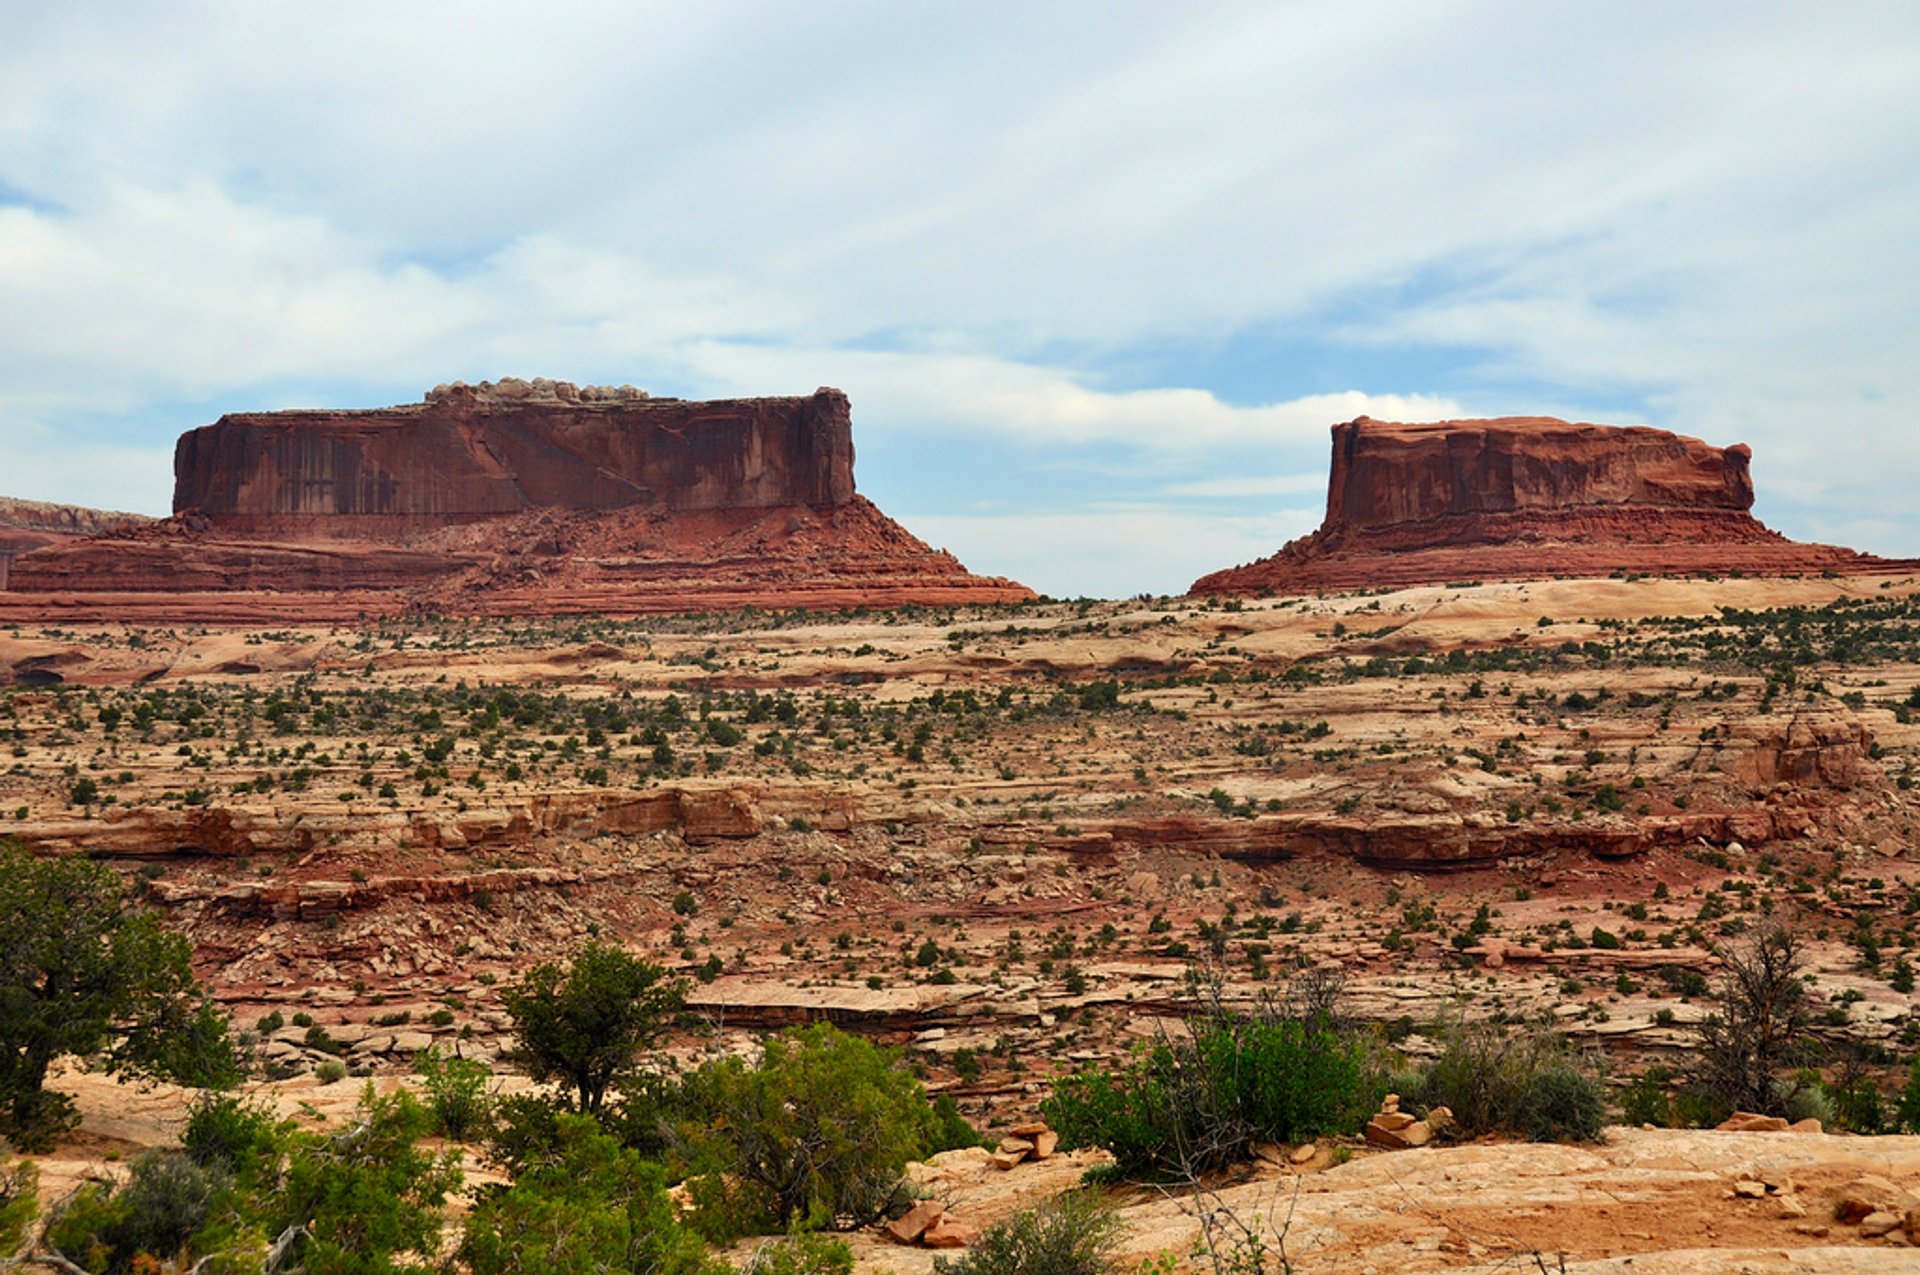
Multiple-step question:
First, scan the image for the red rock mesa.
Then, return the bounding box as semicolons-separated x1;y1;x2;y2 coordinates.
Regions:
1;380;1032;620
1192;416;1913;595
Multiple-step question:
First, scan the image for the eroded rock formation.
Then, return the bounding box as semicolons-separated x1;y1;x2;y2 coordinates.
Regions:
1;382;1031;618
173;381;855;535
1193;416;1915;595
0;496;149;556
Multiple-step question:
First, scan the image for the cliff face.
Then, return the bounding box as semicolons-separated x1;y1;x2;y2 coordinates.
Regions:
2;380;1032;618
1193;416;1911;595
173;380;856;537
1323;417;1754;529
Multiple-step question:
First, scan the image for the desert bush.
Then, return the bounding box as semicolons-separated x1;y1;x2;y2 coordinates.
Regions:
416;1046;494;1141
0;1159;35;1258
461;1112;715;1275
48;1150;225;1275
1407;1017;1605;1142
1690;925;1815;1116
929;1093;988;1152
677;1023;935;1235
1044;980;1378;1177
315;1058;348;1085
181;1093;285;1178
737;1230;854;1275
932;1193;1122;1275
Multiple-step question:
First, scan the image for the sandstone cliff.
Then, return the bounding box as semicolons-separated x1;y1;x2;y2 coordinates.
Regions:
173;379;855;537
1193;416;1914;595
1;381;1031;618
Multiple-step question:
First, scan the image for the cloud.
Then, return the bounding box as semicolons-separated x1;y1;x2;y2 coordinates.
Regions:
0;4;1916;591
907;506;1321;600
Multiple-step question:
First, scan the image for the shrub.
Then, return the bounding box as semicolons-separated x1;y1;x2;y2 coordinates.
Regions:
678;1023;935;1235
49;1150;227;1274
1044;994;1378;1177
0;1159;35;1258
461;1113;715;1275
1522;1064;1607;1141
739;1231;854;1275
314;1058;348;1085
416;1046;494;1141
1407;1018;1605;1142
929;1094;988;1152
932;1193;1122;1275
1690;925;1815;1116
181;1093;286;1177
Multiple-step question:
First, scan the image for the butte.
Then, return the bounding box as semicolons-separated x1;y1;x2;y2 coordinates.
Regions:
0;379;1033;622
1192;415;1918;596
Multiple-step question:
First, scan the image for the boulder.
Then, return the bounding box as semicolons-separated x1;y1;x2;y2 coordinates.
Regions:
1716;1112;1790;1133
923;1218;978;1248
885;1200;944;1245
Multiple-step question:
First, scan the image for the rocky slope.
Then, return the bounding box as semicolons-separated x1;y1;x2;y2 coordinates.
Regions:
0;380;1031;617
1193;416;1917;595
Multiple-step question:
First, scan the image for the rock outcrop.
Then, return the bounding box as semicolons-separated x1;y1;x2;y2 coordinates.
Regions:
0;496;149;557
173;380;855;536
1193;416;1917;595
0;382;1031;618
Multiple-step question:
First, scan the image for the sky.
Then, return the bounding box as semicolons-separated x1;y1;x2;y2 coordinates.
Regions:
1;2;1916;598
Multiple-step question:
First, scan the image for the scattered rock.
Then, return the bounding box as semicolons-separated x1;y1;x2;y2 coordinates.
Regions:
1717;1111;1790;1133
1290;1143;1317;1165
886;1200;945;1245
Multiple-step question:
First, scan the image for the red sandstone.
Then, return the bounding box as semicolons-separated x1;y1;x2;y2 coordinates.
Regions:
1192;416;1917;595
0;381;1032;619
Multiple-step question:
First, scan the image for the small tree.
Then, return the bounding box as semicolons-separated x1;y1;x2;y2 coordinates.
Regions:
503;941;684;1114
1691;924;1814;1117
680;1023;936;1234
0;841;238;1150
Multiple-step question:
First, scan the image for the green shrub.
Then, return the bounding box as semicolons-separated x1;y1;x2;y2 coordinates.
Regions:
678;1023;935;1235
314;1057;348;1085
932;1193;1121;1275
1044;1009;1377;1177
416;1047;494;1141
929;1094;988;1153
0;1160;34;1258
739;1230;854;1275
48;1150;225;1274
1522;1065;1607;1141
1618;1067;1673;1127
461;1113;715;1275
1406;1018;1605;1142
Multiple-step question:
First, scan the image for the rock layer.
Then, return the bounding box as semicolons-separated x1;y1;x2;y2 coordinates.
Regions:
1193;416;1916;595
173;381;855;536
1;382;1031;618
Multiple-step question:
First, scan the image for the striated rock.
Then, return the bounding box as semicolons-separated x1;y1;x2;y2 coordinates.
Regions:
1192;416;1917;595
172;385;855;535
2;383;1033;618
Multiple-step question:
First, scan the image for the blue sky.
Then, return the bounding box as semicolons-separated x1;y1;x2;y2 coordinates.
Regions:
2;2;1916;597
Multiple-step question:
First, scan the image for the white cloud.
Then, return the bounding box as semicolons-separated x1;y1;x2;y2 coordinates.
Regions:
0;3;1916;590
908;507;1322;600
